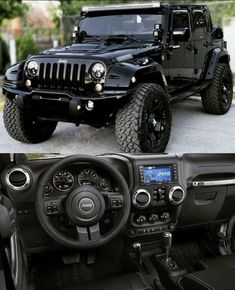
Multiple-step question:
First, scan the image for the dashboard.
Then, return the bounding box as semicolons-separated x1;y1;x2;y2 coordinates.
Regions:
1;153;235;252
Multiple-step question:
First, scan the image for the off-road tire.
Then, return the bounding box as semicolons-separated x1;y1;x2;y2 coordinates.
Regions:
115;83;171;153
201;63;233;115
3;98;57;143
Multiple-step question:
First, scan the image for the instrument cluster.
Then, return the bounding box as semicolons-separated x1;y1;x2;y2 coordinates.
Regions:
44;167;117;197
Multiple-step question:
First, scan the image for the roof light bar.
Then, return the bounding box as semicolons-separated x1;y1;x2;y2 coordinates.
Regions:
82;2;161;12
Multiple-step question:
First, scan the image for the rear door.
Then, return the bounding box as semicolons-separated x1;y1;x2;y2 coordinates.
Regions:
191;8;211;79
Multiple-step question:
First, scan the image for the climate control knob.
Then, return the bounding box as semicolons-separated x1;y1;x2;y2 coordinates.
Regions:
133;189;151;208
149;214;158;223
169;186;186;205
136;215;146;225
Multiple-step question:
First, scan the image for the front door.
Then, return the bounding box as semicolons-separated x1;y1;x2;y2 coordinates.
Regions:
167;9;195;80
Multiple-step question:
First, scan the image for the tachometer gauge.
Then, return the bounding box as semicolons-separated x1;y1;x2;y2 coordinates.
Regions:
99;178;111;191
78;168;98;186
53;170;74;191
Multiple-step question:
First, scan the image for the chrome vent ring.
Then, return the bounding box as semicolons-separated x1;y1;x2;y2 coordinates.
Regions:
6;168;31;191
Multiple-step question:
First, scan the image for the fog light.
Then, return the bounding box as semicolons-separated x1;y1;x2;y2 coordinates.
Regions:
95;83;103;92
25;79;32;87
86;100;94;111
131;77;136;83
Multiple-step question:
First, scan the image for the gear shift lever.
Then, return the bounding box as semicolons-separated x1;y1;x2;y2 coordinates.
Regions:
162;232;178;271
163;232;172;261
133;242;142;266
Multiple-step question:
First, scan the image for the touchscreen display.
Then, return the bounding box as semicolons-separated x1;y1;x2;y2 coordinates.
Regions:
143;166;173;184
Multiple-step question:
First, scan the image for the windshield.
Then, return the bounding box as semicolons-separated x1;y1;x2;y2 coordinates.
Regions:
79;12;164;40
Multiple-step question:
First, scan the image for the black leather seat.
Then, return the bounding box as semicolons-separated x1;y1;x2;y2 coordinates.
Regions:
195;254;235;270
181;266;235;290
65;272;151;290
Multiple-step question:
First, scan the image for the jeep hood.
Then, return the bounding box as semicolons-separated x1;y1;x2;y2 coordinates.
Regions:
38;42;163;62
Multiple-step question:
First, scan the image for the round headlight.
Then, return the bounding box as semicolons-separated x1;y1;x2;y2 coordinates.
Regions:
90;62;106;80
27;61;38;77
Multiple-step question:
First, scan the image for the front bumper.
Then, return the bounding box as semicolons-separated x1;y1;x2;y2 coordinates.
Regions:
3;84;130;123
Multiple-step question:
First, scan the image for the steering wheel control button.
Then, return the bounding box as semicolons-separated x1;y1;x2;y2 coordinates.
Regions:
110;196;123;209
45;200;60;216
133;189;151;208
78;198;95;214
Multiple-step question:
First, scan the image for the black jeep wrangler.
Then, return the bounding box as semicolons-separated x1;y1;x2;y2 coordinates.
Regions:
3;2;233;153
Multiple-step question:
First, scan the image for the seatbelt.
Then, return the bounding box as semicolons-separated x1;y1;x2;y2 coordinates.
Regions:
0;235;15;290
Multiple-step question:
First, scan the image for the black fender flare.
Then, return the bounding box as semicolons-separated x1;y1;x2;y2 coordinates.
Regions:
4;61;25;83
104;61;167;90
204;48;230;80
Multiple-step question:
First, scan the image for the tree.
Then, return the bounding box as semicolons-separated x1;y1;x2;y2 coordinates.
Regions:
59;0;130;17
0;0;28;24
16;34;37;62
58;0;235;24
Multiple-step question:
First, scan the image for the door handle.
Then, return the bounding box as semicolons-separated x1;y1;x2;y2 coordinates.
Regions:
168;44;180;50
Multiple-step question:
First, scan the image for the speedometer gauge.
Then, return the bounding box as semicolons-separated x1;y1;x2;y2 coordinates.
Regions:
78;168;98;186
53;170;74;191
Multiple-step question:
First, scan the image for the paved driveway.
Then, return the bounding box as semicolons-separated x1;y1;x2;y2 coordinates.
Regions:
0;97;234;154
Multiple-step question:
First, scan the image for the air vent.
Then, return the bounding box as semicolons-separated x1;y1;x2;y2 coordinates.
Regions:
169;186;186;205
6;168;31;191
133;189;151;208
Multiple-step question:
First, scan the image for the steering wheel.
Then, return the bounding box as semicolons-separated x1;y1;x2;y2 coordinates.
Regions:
35;155;131;249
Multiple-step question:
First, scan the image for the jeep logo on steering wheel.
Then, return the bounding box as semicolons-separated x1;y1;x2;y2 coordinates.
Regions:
79;198;95;214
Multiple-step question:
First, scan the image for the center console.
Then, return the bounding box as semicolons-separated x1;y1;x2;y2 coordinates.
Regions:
126;161;186;238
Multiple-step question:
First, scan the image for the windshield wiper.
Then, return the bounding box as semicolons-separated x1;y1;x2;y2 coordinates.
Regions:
79;31;101;42
83;34;101;41
106;34;142;43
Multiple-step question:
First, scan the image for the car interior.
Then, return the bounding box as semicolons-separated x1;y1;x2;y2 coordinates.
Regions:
1;153;235;290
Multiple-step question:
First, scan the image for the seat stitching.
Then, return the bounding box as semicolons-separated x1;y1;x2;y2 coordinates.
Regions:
137;272;151;289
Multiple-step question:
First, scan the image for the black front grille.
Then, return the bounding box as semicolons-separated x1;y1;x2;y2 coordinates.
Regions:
37;61;86;91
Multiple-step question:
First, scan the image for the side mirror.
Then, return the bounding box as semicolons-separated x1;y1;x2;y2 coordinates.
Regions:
172;28;190;42
212;27;223;39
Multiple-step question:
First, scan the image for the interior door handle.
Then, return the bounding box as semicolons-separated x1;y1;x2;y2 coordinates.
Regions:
191;179;235;187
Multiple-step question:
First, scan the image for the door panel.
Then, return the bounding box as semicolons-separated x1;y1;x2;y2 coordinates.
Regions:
191;9;210;79
167;10;195;80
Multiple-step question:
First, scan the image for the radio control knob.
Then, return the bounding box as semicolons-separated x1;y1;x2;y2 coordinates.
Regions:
133;189;151;208
169;186;186;205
